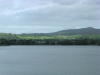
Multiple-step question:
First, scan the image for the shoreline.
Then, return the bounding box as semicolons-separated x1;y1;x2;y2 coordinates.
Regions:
0;44;100;46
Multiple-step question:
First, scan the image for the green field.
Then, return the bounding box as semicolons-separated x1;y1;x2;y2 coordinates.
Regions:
1;33;100;39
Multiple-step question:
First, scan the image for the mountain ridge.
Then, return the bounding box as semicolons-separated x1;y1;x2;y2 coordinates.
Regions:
22;27;100;36
51;27;100;35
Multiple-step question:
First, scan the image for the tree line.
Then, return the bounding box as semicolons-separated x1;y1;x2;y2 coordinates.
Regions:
0;37;100;45
0;33;100;45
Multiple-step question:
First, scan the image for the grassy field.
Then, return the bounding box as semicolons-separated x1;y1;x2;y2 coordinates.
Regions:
0;33;100;40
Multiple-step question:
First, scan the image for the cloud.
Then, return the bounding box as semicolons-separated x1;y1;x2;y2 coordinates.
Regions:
0;0;99;33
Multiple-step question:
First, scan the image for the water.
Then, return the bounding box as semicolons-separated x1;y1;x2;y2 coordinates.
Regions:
0;46;100;75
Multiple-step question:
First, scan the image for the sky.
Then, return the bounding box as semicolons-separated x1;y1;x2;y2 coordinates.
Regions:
0;0;99;33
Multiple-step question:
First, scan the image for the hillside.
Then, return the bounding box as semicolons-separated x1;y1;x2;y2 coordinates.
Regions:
50;27;100;35
22;27;100;36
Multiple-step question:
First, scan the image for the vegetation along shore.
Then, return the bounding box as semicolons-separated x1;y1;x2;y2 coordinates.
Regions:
0;27;100;45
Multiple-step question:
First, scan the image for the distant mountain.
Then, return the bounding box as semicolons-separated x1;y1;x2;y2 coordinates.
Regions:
22;27;100;36
50;27;100;35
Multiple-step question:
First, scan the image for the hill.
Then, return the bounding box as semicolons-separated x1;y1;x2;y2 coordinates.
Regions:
22;27;100;36
50;27;100;35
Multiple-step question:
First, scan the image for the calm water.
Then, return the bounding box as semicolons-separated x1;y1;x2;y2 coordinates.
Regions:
0;46;100;75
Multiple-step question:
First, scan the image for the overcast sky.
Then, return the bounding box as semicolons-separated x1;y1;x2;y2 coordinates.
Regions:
0;0;99;33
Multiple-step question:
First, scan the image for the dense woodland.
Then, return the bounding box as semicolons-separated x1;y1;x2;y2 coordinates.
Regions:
0;33;100;45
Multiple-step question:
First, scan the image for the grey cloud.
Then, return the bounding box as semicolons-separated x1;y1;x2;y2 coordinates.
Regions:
0;0;100;33
43;0;79;5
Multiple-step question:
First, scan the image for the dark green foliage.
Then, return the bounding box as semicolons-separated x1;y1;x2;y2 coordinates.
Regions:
0;33;100;45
